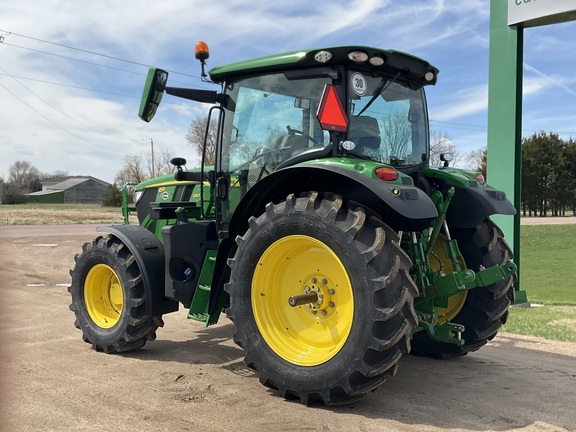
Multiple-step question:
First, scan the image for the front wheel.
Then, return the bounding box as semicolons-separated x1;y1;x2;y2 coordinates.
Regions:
411;218;515;358
69;235;162;353
226;192;418;404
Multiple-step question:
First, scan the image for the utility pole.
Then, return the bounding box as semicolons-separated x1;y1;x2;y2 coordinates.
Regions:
150;138;155;177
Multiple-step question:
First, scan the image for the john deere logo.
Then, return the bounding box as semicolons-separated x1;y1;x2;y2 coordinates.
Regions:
158;187;170;200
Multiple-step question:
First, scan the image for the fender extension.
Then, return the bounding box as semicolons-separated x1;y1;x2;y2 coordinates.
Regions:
445;185;516;228
96;225;179;316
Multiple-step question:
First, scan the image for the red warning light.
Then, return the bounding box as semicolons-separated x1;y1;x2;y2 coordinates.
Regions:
316;85;348;132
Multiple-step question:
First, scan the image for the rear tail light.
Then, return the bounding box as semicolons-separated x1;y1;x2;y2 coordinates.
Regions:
375;167;398;181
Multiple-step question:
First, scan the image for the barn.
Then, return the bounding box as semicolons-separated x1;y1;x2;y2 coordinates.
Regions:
26;176;111;204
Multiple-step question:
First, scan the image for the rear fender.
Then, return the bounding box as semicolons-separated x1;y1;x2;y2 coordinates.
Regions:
96;225;179;316
228;164;438;239
422;167;516;228
446;185;516;228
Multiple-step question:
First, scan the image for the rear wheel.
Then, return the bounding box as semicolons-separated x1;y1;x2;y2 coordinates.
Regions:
226;192;418;404
69;235;162;353
411;218;514;358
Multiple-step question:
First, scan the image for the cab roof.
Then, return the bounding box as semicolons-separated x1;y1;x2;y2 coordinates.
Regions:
208;45;438;87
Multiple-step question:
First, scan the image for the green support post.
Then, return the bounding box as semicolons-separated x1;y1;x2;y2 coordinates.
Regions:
487;0;527;303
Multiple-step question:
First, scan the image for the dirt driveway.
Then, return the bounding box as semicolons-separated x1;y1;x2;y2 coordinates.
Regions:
1;225;575;432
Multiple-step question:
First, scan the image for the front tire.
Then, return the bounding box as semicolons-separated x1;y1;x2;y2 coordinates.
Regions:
69;235;162;353
226;192;418;404
411;218;514;358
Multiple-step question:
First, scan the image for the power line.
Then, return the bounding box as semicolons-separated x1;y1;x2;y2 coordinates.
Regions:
0;79;96;146
2;41;143;75
0;29;201;79
0;64;134;143
0;72;214;111
430;119;486;131
0;72;139;98
0;64;203;146
431;119;576;138
0;41;212;88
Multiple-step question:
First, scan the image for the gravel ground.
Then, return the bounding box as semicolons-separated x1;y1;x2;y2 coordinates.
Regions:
1;224;575;432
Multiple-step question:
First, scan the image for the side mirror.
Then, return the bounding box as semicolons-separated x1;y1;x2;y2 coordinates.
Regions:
138;68;168;123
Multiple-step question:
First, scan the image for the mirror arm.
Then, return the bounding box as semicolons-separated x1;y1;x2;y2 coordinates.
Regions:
165;87;219;104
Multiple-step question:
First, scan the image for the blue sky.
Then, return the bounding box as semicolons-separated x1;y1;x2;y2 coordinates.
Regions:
1;0;575;184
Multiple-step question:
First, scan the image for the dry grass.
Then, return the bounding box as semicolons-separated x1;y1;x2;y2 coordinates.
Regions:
0;204;132;225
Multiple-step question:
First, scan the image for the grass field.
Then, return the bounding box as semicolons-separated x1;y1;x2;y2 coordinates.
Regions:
503;224;576;342
1;203;574;342
0;203;132;225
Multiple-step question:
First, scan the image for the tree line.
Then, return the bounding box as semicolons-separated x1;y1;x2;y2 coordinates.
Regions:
431;131;576;217
521;131;576;217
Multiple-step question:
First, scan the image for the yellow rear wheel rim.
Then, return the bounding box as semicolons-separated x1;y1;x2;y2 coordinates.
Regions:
84;263;124;328
431;235;467;323
251;235;354;366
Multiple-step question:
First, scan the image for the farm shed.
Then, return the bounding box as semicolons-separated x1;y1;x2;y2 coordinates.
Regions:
26;176;110;204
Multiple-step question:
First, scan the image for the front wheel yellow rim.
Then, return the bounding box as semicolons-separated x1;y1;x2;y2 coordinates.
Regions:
251;235;354;366
84;263;124;328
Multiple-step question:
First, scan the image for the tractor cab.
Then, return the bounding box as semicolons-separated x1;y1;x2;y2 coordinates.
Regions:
140;44;439;233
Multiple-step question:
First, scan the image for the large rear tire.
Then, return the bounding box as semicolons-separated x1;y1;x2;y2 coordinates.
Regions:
69;235;162;353
411;218;514;358
226;192;418;404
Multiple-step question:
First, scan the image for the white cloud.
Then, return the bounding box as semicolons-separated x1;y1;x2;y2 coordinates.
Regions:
431;84;488;121
523;64;576;98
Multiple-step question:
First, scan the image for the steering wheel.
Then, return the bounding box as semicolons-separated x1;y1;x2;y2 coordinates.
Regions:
286;126;321;146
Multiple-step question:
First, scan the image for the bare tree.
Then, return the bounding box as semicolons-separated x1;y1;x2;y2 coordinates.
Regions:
150;147;176;177
8;160;42;193
381;112;411;160
467;147;487;177
114;154;147;185
114;148;175;185
186;116;218;165
42;170;69;179
429;131;462;166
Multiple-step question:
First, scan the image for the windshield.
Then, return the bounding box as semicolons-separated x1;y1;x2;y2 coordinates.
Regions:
220;72;332;180
347;71;429;167
217;72;332;223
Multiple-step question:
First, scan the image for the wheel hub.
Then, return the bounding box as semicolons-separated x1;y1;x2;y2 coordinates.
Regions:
289;277;336;316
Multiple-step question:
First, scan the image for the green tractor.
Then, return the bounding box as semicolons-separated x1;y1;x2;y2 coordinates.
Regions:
69;42;519;405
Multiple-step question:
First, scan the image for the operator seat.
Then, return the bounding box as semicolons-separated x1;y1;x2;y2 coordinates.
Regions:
274;133;308;154
348;116;381;153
